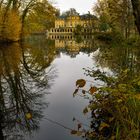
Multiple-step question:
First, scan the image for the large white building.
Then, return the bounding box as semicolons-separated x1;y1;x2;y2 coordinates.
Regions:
48;13;97;34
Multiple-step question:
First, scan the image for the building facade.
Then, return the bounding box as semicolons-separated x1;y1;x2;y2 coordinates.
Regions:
48;14;97;35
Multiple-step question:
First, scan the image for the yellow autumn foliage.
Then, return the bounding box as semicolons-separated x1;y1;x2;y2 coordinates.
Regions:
0;9;2;34
0;10;21;42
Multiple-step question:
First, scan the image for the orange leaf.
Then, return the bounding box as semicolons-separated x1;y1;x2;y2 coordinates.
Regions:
89;87;97;94
76;79;86;88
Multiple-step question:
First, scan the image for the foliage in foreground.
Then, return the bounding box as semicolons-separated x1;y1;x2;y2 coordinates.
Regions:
72;69;140;140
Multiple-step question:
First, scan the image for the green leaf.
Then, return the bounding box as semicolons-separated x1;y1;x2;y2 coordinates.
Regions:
76;79;86;88
95;93;102;99
137;81;140;86
83;107;88;115
118;84;127;92
117;99;123;103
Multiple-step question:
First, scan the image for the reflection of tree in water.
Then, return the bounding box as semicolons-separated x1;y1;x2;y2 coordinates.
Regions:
71;44;140;139
0;41;56;140
94;44;140;76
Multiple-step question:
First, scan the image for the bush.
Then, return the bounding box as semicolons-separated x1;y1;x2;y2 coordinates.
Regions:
72;69;140;140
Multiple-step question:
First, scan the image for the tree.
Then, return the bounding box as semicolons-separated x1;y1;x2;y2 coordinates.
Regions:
62;8;79;17
131;0;140;34
75;25;83;34
0;10;21;42
25;0;57;33
93;0;135;37
0;0;57;42
72;69;140;140
0;38;55;139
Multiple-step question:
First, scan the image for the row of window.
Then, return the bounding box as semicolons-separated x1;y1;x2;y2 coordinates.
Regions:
55;21;93;27
51;29;73;33
51;35;73;39
51;28;92;33
50;35;93;39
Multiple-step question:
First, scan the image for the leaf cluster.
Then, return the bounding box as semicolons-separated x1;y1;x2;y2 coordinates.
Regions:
72;69;140;140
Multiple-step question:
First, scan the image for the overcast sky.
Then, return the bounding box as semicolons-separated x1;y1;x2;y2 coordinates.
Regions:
54;0;96;14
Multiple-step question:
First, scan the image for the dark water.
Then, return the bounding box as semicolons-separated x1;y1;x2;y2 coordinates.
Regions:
0;35;139;140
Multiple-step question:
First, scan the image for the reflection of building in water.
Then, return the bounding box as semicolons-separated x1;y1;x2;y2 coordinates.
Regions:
48;34;74;40
48;13;97;35
50;35;95;57
48;34;94;40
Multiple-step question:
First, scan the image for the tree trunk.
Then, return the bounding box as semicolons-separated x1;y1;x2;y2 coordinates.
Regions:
0;124;4;140
131;0;140;34
20;8;28;40
0;0;4;9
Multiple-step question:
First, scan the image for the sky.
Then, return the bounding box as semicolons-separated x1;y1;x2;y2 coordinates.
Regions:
53;0;97;14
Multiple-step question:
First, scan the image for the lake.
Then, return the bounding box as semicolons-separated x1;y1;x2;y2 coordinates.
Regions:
0;35;139;140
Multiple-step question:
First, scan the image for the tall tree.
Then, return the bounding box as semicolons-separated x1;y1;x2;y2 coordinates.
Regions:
131;0;140;34
62;8;79;17
0;0;57;41
25;0;57;33
93;0;135;37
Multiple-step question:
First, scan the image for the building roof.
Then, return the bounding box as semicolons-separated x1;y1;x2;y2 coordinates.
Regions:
56;14;97;20
80;14;97;20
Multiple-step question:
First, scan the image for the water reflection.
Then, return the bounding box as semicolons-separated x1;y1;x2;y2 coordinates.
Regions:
48;35;96;58
0;41;56;140
0;35;139;140
93;44;140;76
71;41;140;139
72;47;140;139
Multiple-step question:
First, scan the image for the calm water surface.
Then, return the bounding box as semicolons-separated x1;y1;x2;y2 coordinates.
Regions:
0;35;139;140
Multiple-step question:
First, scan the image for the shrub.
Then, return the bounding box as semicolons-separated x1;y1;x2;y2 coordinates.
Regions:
72;69;140;140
